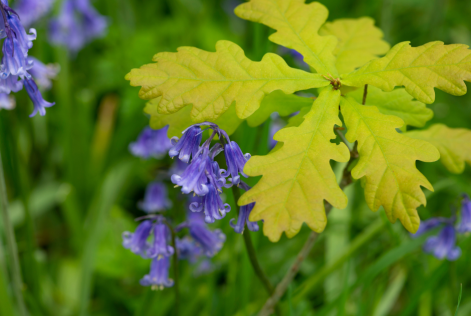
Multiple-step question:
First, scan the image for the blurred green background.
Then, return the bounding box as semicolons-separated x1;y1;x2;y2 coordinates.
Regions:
0;0;471;315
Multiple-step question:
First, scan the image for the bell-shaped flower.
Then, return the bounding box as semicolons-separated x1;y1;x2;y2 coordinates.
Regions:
7;14;36;55
147;222;174;259
230;202;259;234
0;74;23;94
190;182;230;224
138;181;172;213
122;220;153;258
27;57;59;90
188;212;225;257
423;225;461;261
13;0;54;28
176;236;202;263
171;149;210;196
169;126;202;163
140;257;174;290
412;217;447;237
457;195;471;233
129;126;172;159
224;141;250;185
24;78;55;117
1;37;32;78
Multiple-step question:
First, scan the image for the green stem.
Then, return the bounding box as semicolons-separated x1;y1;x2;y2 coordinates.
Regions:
164;220;179;316
0;148;28;316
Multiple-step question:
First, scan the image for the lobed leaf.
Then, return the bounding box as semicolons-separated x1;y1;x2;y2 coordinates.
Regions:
406;124;471;174
240;88;350;242
341;41;471;104
235;0;338;75
349;86;433;127
319;17;390;74
145;98;243;138
246;90;313;127
340;96;440;233
126;40;328;122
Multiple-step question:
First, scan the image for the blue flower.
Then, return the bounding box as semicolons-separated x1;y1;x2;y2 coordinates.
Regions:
138;181;172;213
189;183;230;223
129;126;172;159
412;217;447;237
169;126;202;163
1;36;32;78
140;257;174;290
27;57;59;90
171;148;211;196
230;202;259;234
147;222;174;259
24;77;55;117
423;225;461;261
14;0;54;28
0;92;14;110
176;236;202;263
224;141;250;185
457;195;471;233
188;212;225;257
7;13;36;54
122;220;153;258
49;0;108;53
0;74;22;94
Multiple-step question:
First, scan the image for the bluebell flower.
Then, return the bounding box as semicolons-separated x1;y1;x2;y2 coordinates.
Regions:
122;220;153;258
7;13;36;55
0;74;22;94
176;236;202;263
190;183;230;223
278;47;310;70
169;158;188;177
169;126;202;163
147;222;174;259
224;141;250;185
0;93;14;110
457;195;471;233
188;212;225;257
230;202;259;234
140;257;174;290
27;57;59;90
14;0;54;28
49;0;108;53
138;181;172;213
1;36;33;78
129;126;172;159
423;225;461;261
412;217;447;237
24;77;55;117
171;148;211;196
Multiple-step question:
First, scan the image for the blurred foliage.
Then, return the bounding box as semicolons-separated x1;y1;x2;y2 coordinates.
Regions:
0;0;470;315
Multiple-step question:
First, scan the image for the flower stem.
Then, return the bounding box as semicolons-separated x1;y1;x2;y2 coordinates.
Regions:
165;220;179;316
0;148;28;316
232;186;281;316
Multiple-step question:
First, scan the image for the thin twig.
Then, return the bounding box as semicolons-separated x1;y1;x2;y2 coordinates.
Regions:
0;148;28;316
258;145;358;316
362;84;368;105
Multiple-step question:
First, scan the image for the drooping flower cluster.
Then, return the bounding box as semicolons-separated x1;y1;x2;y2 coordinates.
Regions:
170;123;259;233
0;0;56;116
49;0;108;53
412;195;471;261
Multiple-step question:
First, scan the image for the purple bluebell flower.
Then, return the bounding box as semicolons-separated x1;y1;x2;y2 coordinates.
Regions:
457;195;471;233
190;182;230;223
230;202;259;234
0;74;22;94
169;158;188;177
278;47;310;70
14;0;54;28
27;57;59;90
7;13;36;54
129;126;172;159
49;0;108;53
1;36;33;78
224;141;250;185
412;217;447;237
423;225;461;261
0;93;14;110
171;148;210;196
188;212;225;257
138;181;172;213
122;220;153;258
169;126;202;163
140;257;174;290
176;236;202;263
24;77;55;117
147;222;174;259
